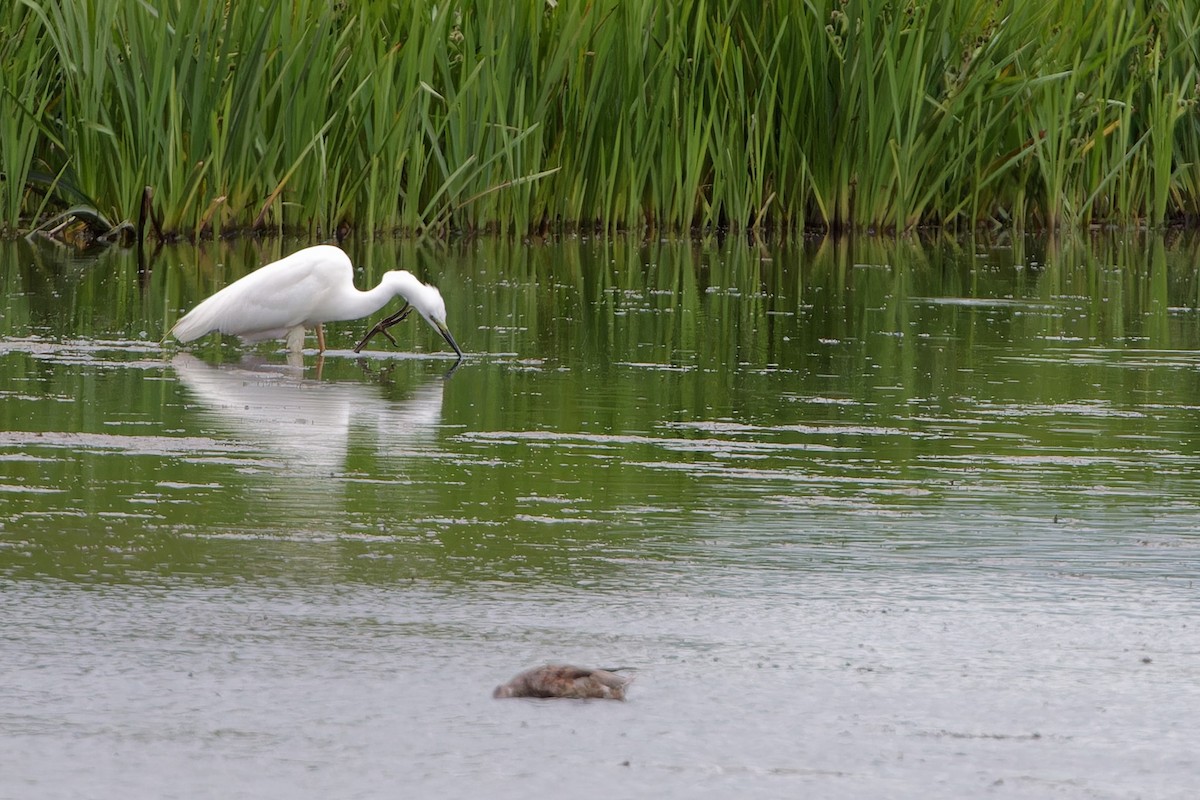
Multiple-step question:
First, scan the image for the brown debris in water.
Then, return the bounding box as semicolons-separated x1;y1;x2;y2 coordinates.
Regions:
493;664;632;700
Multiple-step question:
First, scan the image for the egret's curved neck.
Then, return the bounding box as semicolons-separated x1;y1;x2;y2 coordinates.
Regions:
329;271;421;322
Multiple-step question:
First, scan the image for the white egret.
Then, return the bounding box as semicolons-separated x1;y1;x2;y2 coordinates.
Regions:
169;244;463;359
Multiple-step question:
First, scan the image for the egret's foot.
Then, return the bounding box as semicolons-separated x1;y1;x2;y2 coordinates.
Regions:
353;304;413;353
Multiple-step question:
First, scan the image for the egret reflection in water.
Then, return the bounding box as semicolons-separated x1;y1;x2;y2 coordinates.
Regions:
171;353;445;476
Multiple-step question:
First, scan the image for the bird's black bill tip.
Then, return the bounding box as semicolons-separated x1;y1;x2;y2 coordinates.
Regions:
439;326;464;362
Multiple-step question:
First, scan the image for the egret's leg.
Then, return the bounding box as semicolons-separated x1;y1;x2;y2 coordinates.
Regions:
316;324;326;353
353;303;412;353
285;325;306;354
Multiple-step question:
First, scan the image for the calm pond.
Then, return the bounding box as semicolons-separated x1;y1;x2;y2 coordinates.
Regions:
2;233;1199;798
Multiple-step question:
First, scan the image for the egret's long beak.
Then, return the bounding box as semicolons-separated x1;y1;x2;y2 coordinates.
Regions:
436;321;464;361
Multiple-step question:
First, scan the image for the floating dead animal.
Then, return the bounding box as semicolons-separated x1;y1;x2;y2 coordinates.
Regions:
493;664;632;700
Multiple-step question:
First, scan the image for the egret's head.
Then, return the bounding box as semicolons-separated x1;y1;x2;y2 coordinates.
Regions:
409;279;463;360
370;270;463;360
413;283;448;327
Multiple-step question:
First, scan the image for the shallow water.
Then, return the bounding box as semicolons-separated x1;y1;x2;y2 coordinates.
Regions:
2;233;1200;798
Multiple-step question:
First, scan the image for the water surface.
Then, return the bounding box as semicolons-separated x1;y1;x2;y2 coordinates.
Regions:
2;234;1199;798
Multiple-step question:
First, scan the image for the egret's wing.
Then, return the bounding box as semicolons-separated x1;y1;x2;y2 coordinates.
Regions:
171;246;352;342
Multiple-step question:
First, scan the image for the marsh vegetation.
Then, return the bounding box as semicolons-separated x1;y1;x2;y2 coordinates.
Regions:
4;0;1200;240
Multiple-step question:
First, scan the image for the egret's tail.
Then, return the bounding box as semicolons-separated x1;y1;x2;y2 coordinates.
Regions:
168;303;220;343
168;316;201;343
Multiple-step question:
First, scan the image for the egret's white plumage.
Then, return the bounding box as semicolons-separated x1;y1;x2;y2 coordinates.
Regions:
169;244;462;357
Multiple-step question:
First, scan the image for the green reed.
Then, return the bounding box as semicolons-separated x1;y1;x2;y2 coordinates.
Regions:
2;0;1199;238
